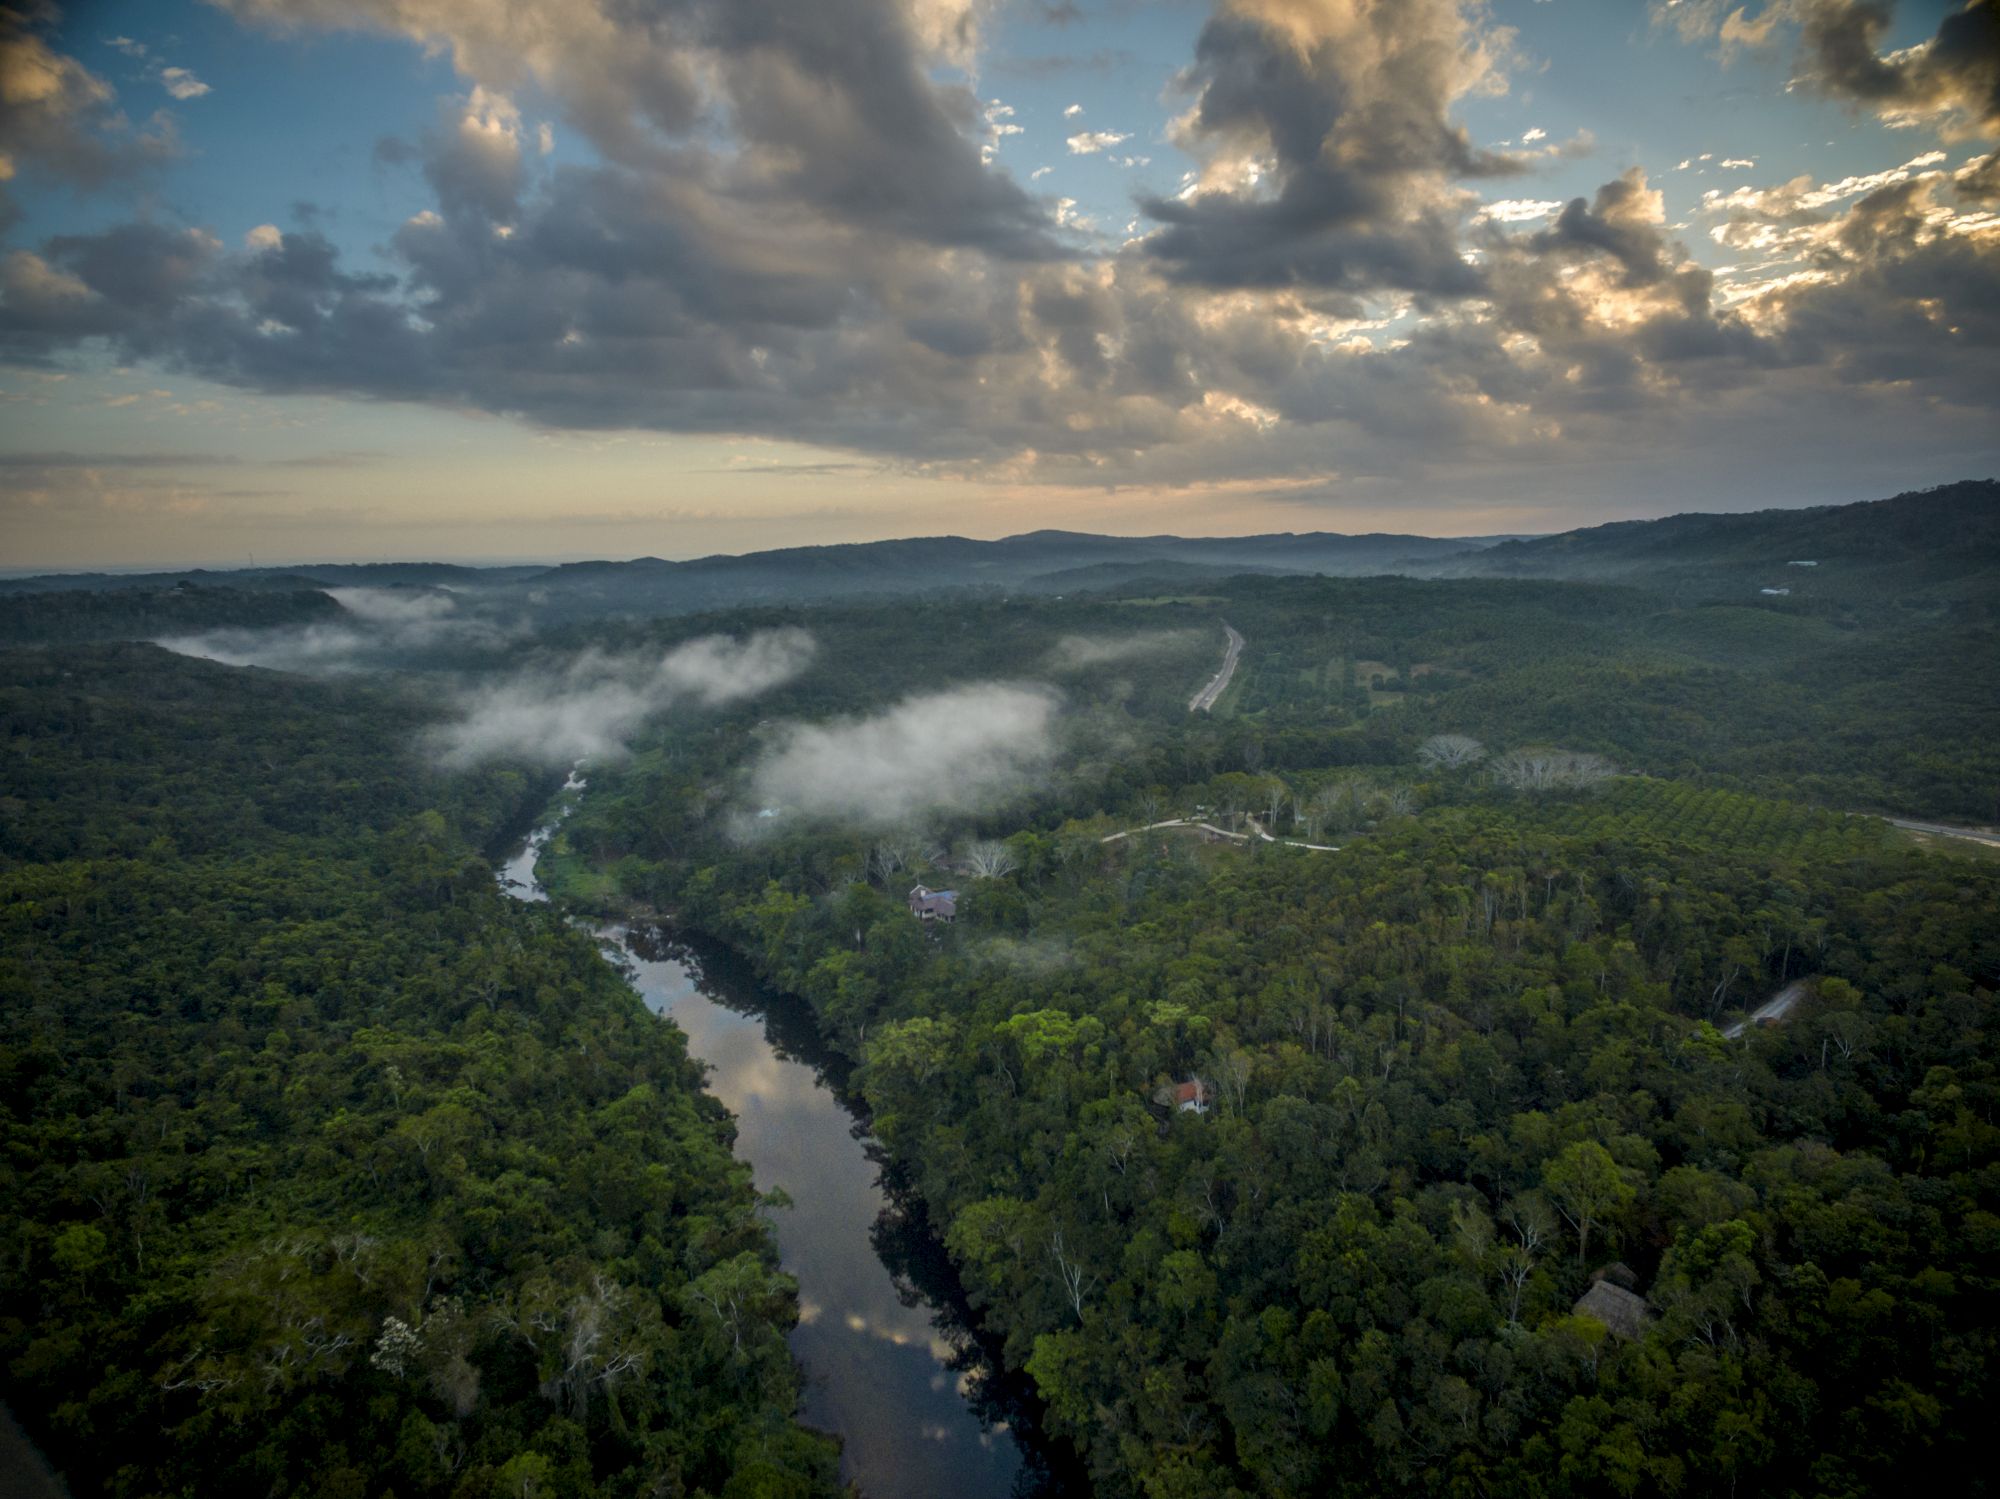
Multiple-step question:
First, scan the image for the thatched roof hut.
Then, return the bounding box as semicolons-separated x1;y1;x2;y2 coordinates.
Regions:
1573;1280;1652;1340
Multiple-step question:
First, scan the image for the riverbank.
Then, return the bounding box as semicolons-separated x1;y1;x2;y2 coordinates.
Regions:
501;804;1077;1498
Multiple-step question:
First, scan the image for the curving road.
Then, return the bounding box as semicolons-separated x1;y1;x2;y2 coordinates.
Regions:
1885;817;2000;850
1189;623;1245;713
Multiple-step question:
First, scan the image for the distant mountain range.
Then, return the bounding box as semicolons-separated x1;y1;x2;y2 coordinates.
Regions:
0;528;1507;615
4;480;1992;619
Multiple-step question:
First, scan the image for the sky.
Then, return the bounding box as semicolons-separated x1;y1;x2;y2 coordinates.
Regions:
0;0;1995;567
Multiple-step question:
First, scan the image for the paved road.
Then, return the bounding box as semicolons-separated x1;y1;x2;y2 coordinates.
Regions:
1886;817;2000;849
1189;623;1245;713
1723;979;1809;1039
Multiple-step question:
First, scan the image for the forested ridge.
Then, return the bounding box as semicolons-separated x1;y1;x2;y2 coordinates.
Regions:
0;645;843;1498
0;584;346;648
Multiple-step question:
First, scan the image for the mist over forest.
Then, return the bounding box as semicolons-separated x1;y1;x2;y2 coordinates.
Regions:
4;480;1998;1499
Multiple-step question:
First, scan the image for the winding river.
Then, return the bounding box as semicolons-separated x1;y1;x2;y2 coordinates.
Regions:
499;782;1061;1499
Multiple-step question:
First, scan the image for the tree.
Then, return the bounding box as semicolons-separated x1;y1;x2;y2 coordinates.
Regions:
1417;734;1486;770
1542;1142;1636;1265
961;839;1019;879
1492;748;1617;792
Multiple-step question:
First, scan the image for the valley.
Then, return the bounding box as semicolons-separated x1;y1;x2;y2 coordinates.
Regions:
4;480;1997;1498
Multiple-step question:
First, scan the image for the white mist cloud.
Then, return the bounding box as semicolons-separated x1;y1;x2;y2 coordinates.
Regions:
433;628;816;767
159;586;514;669
747;682;1059;827
159;622;377;672
1045;631;1199;670
325;586;458;625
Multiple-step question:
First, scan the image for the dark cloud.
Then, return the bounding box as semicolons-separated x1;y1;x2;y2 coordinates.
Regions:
1957;150;2000;201
1797;0;1999;136
1668;0;1999;138
214;0;1058;259
1136;0;1521;294
1757;176;2000;393
0;6;176;230
2;0;1995;514
1529;169;1673;286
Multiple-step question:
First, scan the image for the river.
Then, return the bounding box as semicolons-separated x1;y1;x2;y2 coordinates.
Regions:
499;781;1059;1499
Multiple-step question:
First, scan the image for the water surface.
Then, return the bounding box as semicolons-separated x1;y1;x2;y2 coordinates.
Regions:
500;794;1049;1499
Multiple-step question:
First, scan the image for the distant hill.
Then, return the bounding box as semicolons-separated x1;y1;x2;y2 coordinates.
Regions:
5;481;1992;620
463;529;1500;618
1420;479;1999;605
0;562;546;596
0;584;345;646
0;532;1481;614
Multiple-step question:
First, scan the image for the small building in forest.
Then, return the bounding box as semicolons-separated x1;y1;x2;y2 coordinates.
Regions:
1174;1078;1210;1115
908;884;958;923
1573;1279;1651;1340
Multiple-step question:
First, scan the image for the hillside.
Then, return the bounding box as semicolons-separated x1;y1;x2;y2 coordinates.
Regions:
1428;480;2000;604
0;529;1491;620
5;482;1994;631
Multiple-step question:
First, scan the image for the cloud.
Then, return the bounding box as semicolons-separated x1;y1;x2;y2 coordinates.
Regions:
160;622;381;671
0;0;1994;519
1066;128;1130;153
1794;0;1999;139
1530;167;1672;285
159;586;520;671
1134;0;1521;295
1697;148;1955;252
431;628;818;767
1660;0;2000;140
1045;631;1199;669
747;682;1059;826
210;0;1059;257
325;585;459;626
0;11;176;226
1063;102;1084;117
159;66;210;100
1475;197;1563;223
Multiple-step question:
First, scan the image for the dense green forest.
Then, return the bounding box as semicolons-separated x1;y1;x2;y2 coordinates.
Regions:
0;645;843;1498
589;795;1994;1496
529;526;1997;1497
0;583;346;647
5;482;1996;1498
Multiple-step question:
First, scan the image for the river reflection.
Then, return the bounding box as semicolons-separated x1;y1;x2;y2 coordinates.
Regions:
501;799;1074;1499
611;928;1025;1497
